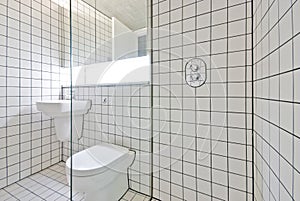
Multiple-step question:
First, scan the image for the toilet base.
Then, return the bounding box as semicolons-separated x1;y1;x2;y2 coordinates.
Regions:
84;174;128;201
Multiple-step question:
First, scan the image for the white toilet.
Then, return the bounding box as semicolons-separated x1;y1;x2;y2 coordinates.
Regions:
66;143;135;201
36;100;135;200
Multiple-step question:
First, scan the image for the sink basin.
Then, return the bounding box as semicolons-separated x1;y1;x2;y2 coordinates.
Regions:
36;100;91;117
36;100;91;142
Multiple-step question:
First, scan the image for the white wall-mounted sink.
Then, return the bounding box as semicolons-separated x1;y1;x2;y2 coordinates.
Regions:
36;100;91;117
36;100;91;142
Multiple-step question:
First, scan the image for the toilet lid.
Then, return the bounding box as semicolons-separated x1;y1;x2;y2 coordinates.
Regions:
66;143;129;176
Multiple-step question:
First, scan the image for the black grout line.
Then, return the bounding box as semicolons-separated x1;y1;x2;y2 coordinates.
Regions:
278;3;282;198
5;0;9;188
226;0;230;199
30;0;33;178
18;0;21;183
40;0;43;173
168;0;172;198
194;0;198;200
181;1;184;200
267;0;271;200
244;0;249;199
209;1;213;200
290;0;296;199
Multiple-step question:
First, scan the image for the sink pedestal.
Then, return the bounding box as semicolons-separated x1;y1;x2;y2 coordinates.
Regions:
54;115;84;141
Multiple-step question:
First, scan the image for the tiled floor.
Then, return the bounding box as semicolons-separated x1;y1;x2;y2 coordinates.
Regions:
120;190;152;201
0;162;153;201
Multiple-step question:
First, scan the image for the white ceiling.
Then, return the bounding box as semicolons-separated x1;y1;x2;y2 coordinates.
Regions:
83;0;147;31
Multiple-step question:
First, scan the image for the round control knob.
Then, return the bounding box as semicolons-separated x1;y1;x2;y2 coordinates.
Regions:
190;64;199;72
190;72;200;81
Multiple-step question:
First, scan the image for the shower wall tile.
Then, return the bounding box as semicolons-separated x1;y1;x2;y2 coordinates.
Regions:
62;84;152;196
152;0;252;200
0;0;64;188
253;0;300;200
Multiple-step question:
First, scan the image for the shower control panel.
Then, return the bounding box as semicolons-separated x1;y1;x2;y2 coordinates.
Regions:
185;58;207;88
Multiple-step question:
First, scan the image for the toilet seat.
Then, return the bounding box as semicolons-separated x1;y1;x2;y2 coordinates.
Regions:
66;143;129;177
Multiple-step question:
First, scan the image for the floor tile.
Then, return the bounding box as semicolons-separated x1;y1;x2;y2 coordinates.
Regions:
0;162;152;201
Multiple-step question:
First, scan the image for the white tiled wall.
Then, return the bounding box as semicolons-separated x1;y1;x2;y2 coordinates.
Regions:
1;0;299;200
57;0;112;69
0;0;63;188
152;0;252;200
253;0;300;200
70;0;112;67
0;0;113;190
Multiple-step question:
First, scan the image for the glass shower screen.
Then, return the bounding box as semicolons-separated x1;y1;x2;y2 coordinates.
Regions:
68;0;151;200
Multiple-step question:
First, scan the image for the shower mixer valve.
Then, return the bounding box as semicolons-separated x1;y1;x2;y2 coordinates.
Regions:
185;58;207;88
